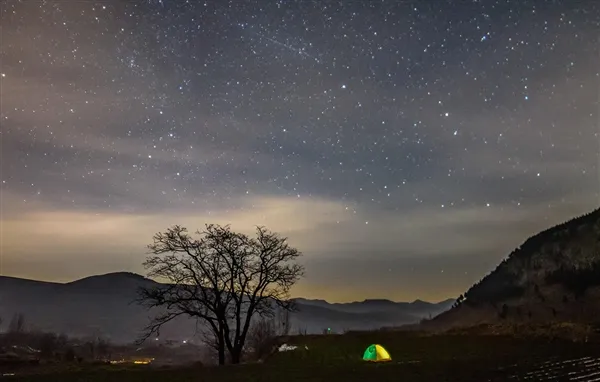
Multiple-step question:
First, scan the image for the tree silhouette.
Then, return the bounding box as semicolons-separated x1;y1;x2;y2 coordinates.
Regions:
8;313;25;333
498;304;509;319
136;224;304;365
246;308;290;361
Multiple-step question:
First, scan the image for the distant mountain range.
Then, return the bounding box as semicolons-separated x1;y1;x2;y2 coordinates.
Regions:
428;207;600;330
6;209;599;343
0;272;453;344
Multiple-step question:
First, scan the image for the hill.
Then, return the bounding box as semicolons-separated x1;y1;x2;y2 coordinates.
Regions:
294;297;454;316
0;272;451;343
429;207;600;329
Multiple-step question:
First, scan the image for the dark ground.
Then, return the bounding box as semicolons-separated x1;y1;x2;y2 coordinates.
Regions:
4;330;600;381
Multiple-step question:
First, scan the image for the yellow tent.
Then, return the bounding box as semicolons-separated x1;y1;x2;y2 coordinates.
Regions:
362;344;391;362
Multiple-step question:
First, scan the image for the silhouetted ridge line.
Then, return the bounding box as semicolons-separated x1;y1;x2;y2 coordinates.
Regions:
428;206;600;328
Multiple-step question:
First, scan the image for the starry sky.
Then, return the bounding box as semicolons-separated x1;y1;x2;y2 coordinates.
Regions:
1;0;599;303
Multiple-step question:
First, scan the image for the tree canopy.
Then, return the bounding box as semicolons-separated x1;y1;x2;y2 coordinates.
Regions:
136;224;304;365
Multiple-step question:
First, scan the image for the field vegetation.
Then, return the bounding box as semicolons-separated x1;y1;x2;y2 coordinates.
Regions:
5;324;600;382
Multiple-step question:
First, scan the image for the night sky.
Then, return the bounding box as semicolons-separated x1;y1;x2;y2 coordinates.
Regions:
1;0;598;302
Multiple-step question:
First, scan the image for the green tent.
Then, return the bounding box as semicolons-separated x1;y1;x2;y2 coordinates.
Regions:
362;344;391;362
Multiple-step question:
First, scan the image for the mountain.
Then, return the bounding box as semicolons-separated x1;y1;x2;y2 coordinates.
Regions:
0;273;178;342
290;297;452;333
293;297;453;316
0;272;451;343
428;207;600;330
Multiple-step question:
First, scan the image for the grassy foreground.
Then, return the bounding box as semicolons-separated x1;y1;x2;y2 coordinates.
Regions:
7;329;600;382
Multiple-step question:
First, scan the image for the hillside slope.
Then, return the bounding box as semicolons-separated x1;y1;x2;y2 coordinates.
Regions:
429;207;600;329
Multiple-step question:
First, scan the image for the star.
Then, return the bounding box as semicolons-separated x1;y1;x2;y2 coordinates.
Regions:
0;0;596;304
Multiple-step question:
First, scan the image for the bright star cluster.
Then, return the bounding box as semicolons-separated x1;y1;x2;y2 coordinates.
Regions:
1;0;598;302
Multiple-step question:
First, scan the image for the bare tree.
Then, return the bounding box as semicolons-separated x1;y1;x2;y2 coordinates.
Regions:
38;332;54;357
247;317;277;360
136;224;304;365
199;325;225;365
8;313;26;333
64;347;76;362
247;308;291;361
96;337;110;360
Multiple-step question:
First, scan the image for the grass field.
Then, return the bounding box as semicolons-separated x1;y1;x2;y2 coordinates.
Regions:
6;331;600;381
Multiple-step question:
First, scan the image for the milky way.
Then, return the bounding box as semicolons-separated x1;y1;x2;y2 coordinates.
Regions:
1;0;599;302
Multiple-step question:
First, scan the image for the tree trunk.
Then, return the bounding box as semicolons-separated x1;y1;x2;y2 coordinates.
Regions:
230;347;242;364
217;327;226;365
217;342;226;365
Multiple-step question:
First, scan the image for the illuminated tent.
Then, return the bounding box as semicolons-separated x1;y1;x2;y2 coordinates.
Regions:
362;344;391;362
